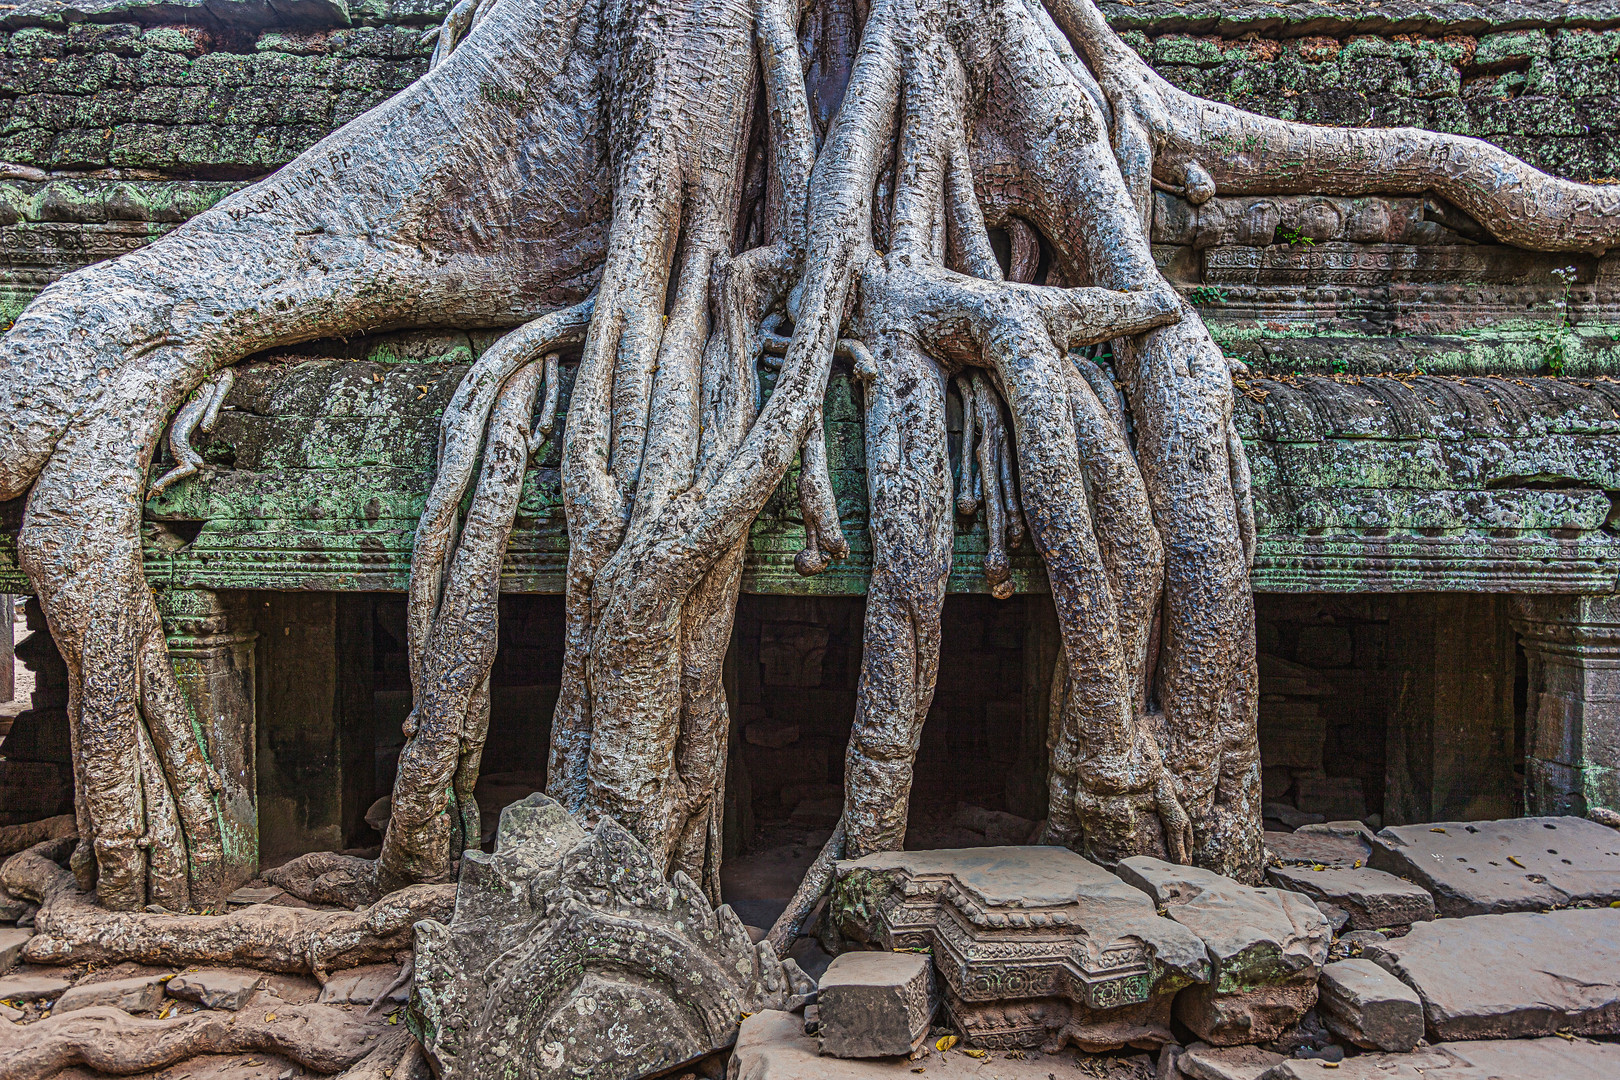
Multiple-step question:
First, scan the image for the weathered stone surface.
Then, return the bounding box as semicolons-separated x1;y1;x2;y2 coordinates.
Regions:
1364;908;1620;1040
1253;1051;1473;1080
54;973;166;1014
165;968;264;1010
1368;816;1620;916
317;963;406;1006
1435;1035;1620;1080
0;928;31;974
732;1010;1112;1079
817;951;936;1058
1117;857;1330;1046
1264;823;1372;868
1264;866;1434;930
411;795;802;1080
0;972;71;1002
1316;959;1422;1052
1178;1043;1285;1080
832;847;1208;1051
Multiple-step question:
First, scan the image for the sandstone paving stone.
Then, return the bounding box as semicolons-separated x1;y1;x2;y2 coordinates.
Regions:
55;973;166;1014
1363;908;1620;1040
315;962;407;1006
0;927;32;974
832;847;1209;1051
817;951;936;1058
0;1000;21;1022
1177;1043;1286;1080
732;1010;1146;1079
1435;1035;1620;1080
0;971;72;1002
1117;857;1330;1046
1265;823;1374;868
1253;1052;1478;1080
1368;815;1620;916
1265;866;1434;930
166;968;265;1010
1316;959;1422;1052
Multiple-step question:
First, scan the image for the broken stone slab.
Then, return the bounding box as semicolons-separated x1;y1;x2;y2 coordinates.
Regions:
1178;1043;1286;1080
0;972;72;1003
1435;1036;1620;1080
1265;866;1435;930
412;794;805;1080
1368;815;1620;917
0;928;31;974
1265;823;1373;869
817;951;936;1058
831;846;1209;1051
166;968;266;1011
55;973;167;1014
733;1010;1130;1079
317;963;407;1006
1116;857;1331;1047
1262;805;1324;831
1316;959;1421;1052
1253;1051;1476;1080
0;1000;21;1022
1364;908;1620;1040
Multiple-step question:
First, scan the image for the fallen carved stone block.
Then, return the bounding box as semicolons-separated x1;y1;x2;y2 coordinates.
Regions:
831;847;1208;1052
1368;816;1620;917
817;951;936;1058
1264;866;1434;930
411;794;806;1080
1363;908;1620;1041
1315;959;1421;1052
1117;857;1330;1047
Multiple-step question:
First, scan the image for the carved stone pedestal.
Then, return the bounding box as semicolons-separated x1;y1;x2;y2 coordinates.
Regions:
830;847;1209;1051
159;588;257;891
1512;596;1620;817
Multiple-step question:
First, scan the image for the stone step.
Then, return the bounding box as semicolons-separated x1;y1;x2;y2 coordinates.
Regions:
1264;865;1434;930
1364;908;1620;1041
1316;958;1423;1052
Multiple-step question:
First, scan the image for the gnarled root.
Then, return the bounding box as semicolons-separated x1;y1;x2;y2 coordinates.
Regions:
0;1004;390;1079
1;842;451;975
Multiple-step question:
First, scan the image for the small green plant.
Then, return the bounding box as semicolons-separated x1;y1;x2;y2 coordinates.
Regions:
1189;286;1227;306
1278;226;1316;247
1331;358;1349;374
1540;265;1579;375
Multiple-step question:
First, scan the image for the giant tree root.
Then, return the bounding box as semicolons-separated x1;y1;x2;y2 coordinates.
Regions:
0;1004;389;1079
0;843;451;975
0;815;75;858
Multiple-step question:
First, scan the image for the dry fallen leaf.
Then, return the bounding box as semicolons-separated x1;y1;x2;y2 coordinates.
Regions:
936;1034;959;1052
963;1048;986;1059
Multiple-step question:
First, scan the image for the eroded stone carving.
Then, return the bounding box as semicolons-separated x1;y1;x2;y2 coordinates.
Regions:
410;794;807;1080
830;847;1208;1051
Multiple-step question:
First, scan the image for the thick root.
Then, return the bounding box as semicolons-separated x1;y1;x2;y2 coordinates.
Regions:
0;1004;388;1079
0;815;76;859
1;843;450;975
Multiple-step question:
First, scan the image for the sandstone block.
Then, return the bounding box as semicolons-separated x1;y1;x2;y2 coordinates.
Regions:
1264;822;1372;868
0;928;31;974
732;1010;1110;1079
317;962;407;1006
745;718;800;749
1316;959;1422;1051
1264;866;1434;930
832;847;1208;1051
166;968;264;1010
1117;857;1330;1046
1178;1043;1285;1080
1435;1035;1620;1080
1253;1052;1472;1080
1364;908;1620;1040
817;951;935;1058
1368;816;1620;916
0;972;71;1003
55;973;166;1014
